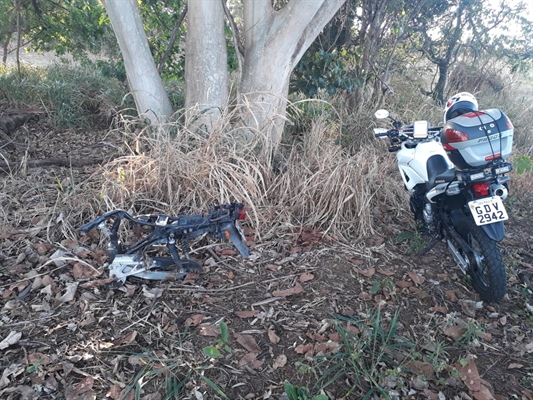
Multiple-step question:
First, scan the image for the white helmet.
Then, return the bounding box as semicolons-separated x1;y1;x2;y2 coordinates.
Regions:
443;92;478;123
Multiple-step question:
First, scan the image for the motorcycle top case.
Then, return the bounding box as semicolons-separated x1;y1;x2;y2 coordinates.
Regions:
440;109;513;169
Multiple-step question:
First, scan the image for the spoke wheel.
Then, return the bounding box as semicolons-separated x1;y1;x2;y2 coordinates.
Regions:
456;217;506;303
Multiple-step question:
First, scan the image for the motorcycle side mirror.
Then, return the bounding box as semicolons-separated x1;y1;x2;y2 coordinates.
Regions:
374;109;390;119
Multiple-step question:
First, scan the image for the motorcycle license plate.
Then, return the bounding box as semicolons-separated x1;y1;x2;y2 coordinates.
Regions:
468;196;508;226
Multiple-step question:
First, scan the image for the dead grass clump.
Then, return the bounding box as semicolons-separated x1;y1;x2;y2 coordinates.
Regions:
92;109;405;242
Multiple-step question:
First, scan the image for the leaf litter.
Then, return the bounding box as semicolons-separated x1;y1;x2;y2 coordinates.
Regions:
0;118;533;399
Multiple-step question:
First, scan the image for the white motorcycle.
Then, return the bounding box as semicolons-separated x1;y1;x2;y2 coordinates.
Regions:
374;109;513;303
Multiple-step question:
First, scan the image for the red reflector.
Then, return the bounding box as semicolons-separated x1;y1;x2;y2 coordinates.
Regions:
472;182;490;197
505;118;513;129
442;143;454;151
485;153;501;161
445;128;468;143
236;206;246;220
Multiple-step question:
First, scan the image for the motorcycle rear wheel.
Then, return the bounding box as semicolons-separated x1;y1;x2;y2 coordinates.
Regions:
456;218;506;303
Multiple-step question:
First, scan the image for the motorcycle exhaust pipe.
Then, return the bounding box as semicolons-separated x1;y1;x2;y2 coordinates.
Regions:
491;183;508;200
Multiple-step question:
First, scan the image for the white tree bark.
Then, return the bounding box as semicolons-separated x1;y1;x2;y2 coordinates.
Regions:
238;0;347;146
102;0;173;125
185;0;229;112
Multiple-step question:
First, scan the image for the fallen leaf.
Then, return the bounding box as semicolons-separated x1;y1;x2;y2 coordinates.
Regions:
272;282;304;297
114;331;137;346
443;324;467;341
234;333;261;353
268;329;280;344
407;271;425;285
294;343;313;354
299;272;314;282
57;282;79;303
185;314;206;326
197;324;219;337
377;269;395;276
218;249;237;256
272;354;287;369
142;286;164;299
266;264;280;272
72;263;101;280
458;299;477;317
182;272;200;284
79;278;115;289
431;306;448;315
27;353;50;366
235;310;260;318
314;342;340;355
456;357;482;392
358;268;375;278
508;363;523;369
445;290;458;302
395;280;413;288
406;360;436;380
106;384;122;400
72;376;95;395
33;243;53;256
0;331;22;350
238;352;263;370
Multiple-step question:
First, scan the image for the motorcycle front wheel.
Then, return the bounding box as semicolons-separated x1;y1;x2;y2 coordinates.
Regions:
456;217;506;303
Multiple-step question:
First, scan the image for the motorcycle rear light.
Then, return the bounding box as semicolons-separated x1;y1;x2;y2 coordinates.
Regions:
236;206;247;220
472;182;490;197
485;153;501;161
445;128;468;143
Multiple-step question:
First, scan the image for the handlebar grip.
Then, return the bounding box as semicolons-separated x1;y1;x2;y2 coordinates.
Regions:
388;146;401;152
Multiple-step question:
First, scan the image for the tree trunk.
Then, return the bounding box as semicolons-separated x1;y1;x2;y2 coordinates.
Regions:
102;0;173;125
185;0;229;131
237;0;346;148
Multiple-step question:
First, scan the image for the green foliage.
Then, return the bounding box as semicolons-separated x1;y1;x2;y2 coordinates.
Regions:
138;0;187;79
394;230;429;256
313;308;412;398
291;49;362;97
0;63;130;128
203;322;232;359
515;155;533;175
284;381;328;400
0;0;112;60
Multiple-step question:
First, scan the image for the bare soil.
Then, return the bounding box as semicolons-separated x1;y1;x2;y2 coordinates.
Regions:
1;109;533;400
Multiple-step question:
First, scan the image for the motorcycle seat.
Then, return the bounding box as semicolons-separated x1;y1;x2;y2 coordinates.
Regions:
427;154;456;188
431;168;456;186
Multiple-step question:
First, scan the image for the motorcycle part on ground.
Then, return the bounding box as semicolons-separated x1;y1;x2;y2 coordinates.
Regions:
77;203;250;286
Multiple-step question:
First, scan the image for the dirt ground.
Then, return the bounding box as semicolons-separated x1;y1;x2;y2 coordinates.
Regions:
1;107;533;400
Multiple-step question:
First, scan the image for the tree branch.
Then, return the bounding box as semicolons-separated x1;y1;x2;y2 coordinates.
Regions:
157;4;188;74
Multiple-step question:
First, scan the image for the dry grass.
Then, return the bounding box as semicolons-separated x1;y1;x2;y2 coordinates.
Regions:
65;105;406;244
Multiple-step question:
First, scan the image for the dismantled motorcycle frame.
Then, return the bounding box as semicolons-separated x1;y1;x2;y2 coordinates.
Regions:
77;203;250;285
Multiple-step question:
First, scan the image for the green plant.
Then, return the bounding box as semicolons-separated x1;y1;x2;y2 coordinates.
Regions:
395;230;429;255
203;322;231;359
515;155;533;175
453;318;486;348
314;308;413;399
284;381;328;400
